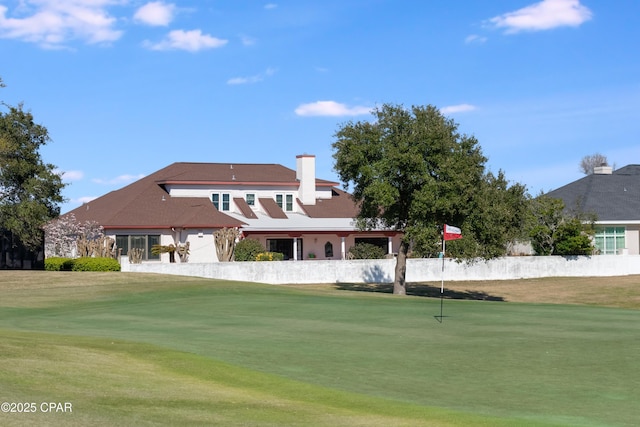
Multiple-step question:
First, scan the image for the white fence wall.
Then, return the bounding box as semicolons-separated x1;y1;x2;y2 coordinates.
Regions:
122;255;640;284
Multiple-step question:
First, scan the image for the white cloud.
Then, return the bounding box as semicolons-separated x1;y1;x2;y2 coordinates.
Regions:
92;173;145;185
487;0;592;34
264;4;278;10
295;101;371;117
144;29;227;52
60;170;85;181
134;1;175;27
465;34;487;44
227;67;276;85
0;0;123;48
440;104;477;114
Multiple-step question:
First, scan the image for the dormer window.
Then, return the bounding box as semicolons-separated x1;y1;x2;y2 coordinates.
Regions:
212;193;230;211
276;194;294;212
246;194;255;206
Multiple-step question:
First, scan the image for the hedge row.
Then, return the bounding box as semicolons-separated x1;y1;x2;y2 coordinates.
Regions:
44;257;121;272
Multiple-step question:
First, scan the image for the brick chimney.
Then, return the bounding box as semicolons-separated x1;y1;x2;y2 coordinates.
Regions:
296;154;316;205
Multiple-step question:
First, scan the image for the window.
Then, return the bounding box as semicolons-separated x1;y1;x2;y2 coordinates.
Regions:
275;194;293;211
222;193;230;211
116;234;160;260
246;194;255;206
595;227;625;255
212;193;230;211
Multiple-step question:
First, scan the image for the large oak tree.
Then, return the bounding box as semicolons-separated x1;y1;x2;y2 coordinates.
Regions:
1;78;66;251
333;103;529;295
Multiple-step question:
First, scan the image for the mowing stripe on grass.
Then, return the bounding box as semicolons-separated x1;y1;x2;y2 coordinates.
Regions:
1;273;638;426
0;329;556;427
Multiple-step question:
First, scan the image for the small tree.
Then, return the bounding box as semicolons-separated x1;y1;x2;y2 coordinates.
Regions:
234;238;265;261
348;242;386;259
43;214;106;258
554;218;594;256
151;244;177;263
528;195;595;255
214;228;240;262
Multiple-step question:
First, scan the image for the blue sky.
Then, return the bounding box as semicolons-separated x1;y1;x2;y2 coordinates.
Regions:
1;0;638;214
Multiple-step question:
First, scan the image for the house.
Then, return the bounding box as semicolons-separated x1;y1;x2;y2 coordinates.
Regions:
545;164;640;255
61;154;402;262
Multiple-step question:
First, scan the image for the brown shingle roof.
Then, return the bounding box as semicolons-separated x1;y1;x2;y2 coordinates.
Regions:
65;164;246;229
155;162;338;186
63;162;359;229
298;188;359;218
233;197;258;219
258;198;288;219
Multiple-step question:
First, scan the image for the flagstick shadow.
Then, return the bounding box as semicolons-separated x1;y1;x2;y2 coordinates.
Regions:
334;282;504;301
434;315;451;323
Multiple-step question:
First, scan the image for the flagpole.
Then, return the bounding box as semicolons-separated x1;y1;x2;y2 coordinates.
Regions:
439;231;445;322
439;224;461;322
441;237;445;293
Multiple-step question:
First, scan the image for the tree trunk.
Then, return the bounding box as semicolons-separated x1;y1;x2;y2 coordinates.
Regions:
393;240;409;295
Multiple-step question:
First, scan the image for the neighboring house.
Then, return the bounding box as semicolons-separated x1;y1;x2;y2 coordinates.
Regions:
61;154;402;263
545;164;640;255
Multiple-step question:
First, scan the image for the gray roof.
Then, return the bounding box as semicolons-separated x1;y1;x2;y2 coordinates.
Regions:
545;165;640;221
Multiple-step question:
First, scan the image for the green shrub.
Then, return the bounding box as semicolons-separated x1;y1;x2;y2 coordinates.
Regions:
62;259;76;271
71;257;121;272
45;257;72;271
234;239;266;261
255;252;284;261
348;242;386;259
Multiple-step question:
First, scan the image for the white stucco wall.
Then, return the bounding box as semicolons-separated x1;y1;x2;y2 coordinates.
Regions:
122;255;640;284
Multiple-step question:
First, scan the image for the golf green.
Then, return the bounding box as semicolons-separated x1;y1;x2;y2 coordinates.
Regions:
1;273;638;426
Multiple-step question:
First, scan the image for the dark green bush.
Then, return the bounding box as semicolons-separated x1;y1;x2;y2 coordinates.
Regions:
45;257;72;271
234;239;266;261
348;242;387;259
71;257;121;272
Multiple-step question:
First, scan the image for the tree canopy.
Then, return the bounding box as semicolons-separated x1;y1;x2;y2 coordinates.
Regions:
332;103;529;294
528;195;595;256
1;80;66;251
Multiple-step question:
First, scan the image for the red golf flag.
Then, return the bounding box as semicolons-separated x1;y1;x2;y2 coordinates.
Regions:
444;224;463;241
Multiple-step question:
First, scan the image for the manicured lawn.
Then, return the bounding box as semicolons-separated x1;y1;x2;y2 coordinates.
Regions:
1;272;639;426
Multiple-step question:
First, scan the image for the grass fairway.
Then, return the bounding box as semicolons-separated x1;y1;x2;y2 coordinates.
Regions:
1;272;639;426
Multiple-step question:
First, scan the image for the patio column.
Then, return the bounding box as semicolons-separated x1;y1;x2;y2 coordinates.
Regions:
293;238;298;261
